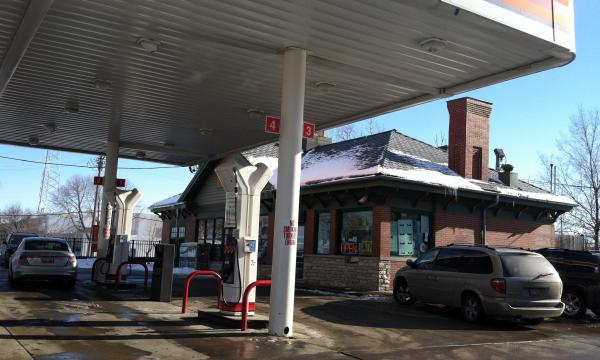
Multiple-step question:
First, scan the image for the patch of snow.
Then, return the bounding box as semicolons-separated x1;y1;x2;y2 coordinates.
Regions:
77;258;96;269
381;167;483;191
150;193;182;209
173;267;196;275
299;288;391;301
495;187;577;206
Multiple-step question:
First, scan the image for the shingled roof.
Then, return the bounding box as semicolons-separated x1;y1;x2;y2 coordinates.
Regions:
242;130;575;207
153;130;576;210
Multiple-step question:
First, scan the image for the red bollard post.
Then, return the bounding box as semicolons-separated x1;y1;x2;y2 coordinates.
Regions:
181;270;222;314
241;280;272;331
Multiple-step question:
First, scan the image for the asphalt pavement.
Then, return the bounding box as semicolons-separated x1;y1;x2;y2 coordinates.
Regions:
0;267;597;359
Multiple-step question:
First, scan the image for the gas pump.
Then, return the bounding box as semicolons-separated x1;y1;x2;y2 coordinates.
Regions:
94;188;142;284
214;160;272;315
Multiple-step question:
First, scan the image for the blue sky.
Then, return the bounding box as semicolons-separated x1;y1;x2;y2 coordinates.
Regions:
0;1;597;212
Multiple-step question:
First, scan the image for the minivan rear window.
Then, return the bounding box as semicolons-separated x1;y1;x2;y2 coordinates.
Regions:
24;240;69;252
500;253;556;278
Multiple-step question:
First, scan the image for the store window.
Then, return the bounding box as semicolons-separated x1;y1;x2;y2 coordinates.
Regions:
316;212;330;254
214;218;224;245
197;218;224;245
197;219;206;241
170;225;185;240
340;210;372;256
258;215;269;264
391;212;431;257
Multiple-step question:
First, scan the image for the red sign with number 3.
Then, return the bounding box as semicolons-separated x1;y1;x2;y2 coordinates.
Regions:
303;122;315;140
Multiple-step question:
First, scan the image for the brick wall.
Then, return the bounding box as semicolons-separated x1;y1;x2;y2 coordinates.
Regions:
434;205;482;245
161;218;170;243
185;216;196;242
447;97;492;181
434;204;554;249
486;217;554;249
372;205;392;257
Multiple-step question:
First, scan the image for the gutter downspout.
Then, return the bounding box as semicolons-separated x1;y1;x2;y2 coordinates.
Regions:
482;194;500;245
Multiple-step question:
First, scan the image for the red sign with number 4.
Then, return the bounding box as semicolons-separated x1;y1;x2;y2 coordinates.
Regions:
265;116;280;134
264;116;315;139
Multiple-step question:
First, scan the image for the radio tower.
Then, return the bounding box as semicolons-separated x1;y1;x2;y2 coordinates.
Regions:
37;150;61;213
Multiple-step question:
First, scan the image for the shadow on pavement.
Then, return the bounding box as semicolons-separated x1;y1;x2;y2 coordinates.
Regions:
301;299;531;331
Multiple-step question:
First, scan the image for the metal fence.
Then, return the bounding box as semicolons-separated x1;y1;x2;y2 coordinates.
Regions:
64;238;162;259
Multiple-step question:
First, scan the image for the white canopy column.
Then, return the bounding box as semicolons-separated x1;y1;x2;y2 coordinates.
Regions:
268;47;307;337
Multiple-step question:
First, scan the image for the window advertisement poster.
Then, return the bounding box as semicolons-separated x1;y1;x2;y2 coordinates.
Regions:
391;213;431;257
224;191;237;228
341;211;372;255
317;213;331;254
258;215;269;264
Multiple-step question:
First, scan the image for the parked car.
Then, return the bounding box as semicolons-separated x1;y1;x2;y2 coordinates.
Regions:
535;248;600;318
8;237;77;288
393;245;564;325
0;232;38;267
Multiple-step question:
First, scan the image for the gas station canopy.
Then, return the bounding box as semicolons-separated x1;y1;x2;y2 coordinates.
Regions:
0;0;575;165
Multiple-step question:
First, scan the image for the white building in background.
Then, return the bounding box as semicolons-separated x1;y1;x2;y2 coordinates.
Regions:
41;213;162;242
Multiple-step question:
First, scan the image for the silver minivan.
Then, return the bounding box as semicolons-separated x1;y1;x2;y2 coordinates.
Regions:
394;245;564;324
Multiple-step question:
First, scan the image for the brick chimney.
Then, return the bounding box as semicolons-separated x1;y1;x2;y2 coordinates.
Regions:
447;97;492;181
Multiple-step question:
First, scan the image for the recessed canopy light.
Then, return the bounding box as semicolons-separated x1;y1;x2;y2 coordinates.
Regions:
197;128;213;136
136;37;161;53
419;37;447;53
92;78;112;90
64;99;79;113
247;108;265;121
28;136;39;146
43;122;57;133
161;141;175;148
314;81;336;94
135;151;146;159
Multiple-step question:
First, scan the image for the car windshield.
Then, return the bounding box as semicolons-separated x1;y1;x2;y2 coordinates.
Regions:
500;253;556;278
24;240;69;252
8;234;34;245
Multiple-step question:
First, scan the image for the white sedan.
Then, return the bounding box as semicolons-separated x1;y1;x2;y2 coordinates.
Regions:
8;237;77;289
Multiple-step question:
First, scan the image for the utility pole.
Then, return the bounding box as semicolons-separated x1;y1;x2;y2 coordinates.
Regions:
89;155;105;251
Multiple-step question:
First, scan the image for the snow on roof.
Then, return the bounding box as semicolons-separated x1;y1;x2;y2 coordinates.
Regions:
149;193;182;209
492;186;577;206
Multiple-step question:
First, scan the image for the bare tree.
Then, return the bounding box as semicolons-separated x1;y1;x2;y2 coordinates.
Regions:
544;107;600;250
365;119;383;136
333;123;359;141
0;203;42;235
433;131;447;147
50;175;95;240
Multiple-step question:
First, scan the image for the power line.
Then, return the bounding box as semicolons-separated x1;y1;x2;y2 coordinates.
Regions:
0;154;182;170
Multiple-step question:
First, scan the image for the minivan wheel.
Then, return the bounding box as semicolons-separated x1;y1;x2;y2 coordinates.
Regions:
562;290;587;318
462;293;484;323
393;279;414;305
